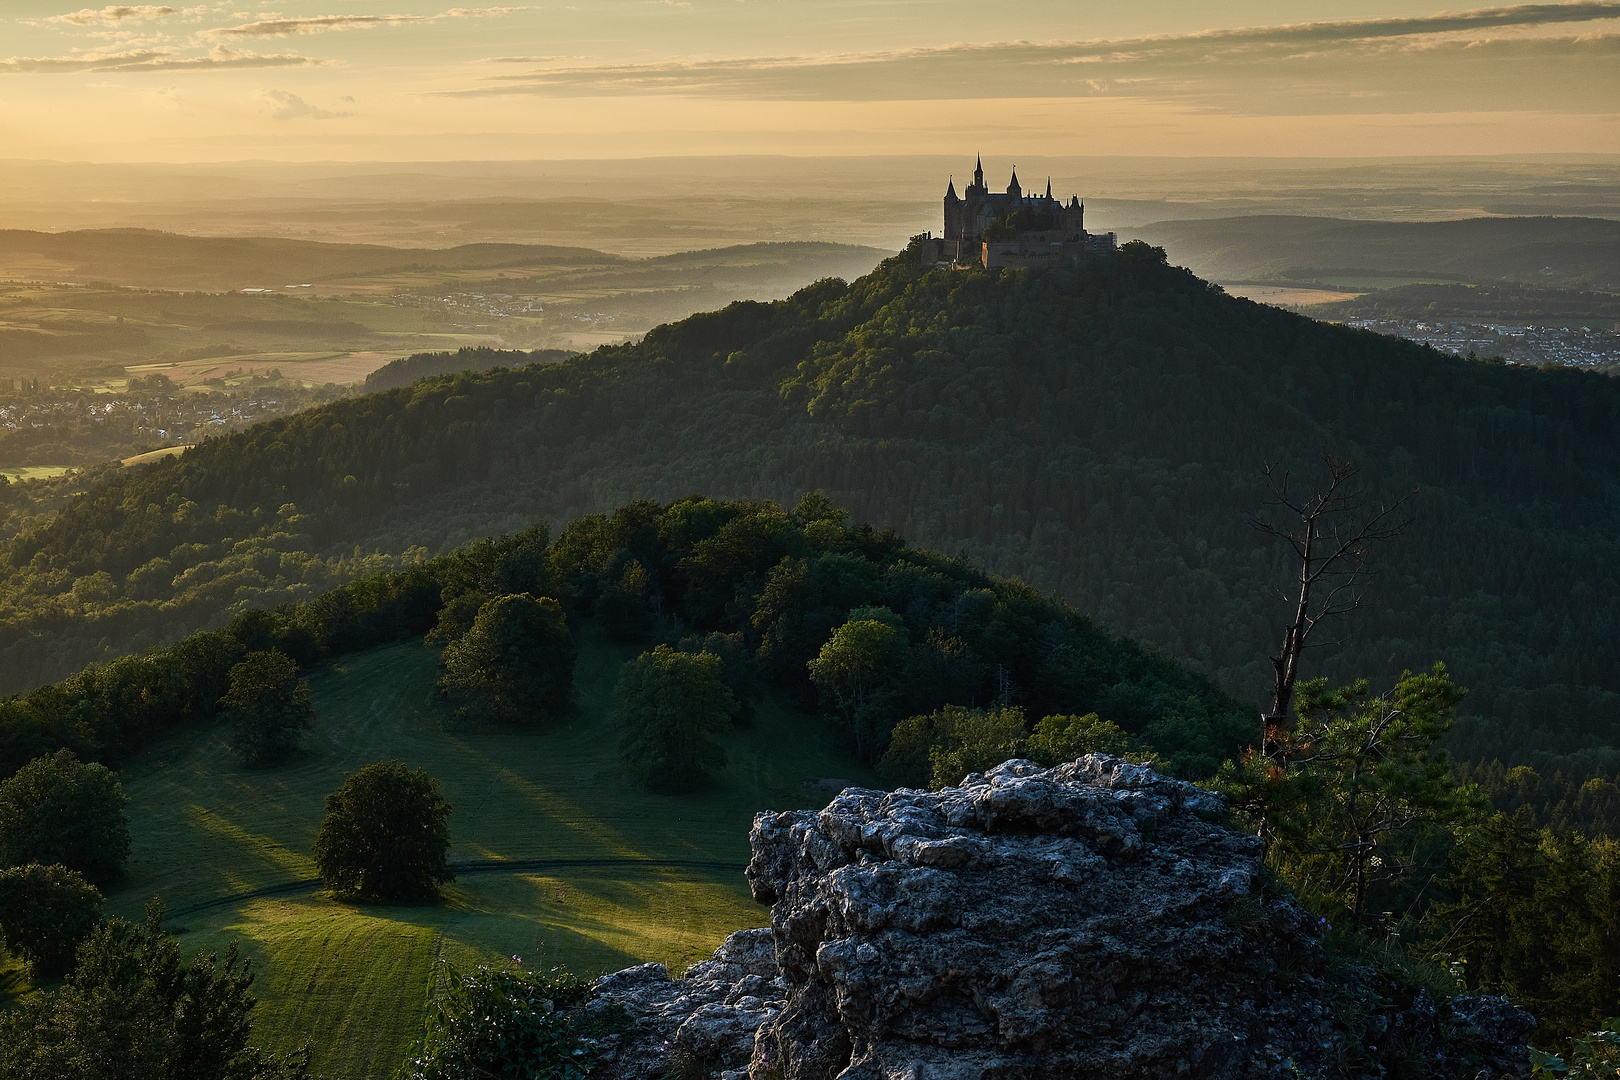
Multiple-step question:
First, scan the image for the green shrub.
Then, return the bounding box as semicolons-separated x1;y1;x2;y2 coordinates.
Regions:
0;899;307;1079
1532;1018;1620;1076
399;962;599;1080
0;862;102;978
880;705;1146;789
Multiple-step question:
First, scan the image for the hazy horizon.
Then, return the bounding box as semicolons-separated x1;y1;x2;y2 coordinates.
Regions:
2;1;1615;164
3;153;1618;254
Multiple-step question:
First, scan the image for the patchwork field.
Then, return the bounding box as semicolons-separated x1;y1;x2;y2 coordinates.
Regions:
83;630;870;1079
124;350;402;389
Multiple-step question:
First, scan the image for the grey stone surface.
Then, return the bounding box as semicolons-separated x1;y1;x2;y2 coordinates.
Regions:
583;755;1534;1079
580;927;784;1079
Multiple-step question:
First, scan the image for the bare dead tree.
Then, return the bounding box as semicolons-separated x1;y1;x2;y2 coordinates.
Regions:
1254;452;1415;763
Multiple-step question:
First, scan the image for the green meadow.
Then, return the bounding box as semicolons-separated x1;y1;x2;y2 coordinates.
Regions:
87;628;870;1079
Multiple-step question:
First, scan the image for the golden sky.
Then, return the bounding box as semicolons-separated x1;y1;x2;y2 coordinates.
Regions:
1;1;1616;160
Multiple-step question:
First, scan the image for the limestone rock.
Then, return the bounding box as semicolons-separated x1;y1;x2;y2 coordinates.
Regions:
585;755;1534;1079
580;927;784;1080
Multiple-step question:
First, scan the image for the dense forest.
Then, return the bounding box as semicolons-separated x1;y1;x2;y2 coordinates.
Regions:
4;244;1618;804
361;347;574;394
0;495;1247;780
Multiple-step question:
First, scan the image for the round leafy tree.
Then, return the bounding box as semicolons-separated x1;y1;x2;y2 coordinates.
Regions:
313;760;453;903
0;750;130;887
439;594;576;724
219;650;316;766
0;863;104;978
616;645;738;792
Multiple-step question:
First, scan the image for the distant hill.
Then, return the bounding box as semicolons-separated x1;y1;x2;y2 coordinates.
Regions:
0;228;622;292
4;244;1619;778
362;347;576;393
1128;216;1620;292
1306;281;1620;325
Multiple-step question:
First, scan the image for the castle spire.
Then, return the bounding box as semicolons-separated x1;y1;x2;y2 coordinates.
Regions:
945;176;958;200
973;154;984;188
1045;177;1053;200
1007;166;1021;199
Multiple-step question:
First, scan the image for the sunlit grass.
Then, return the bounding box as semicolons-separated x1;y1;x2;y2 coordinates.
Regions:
50;625;869;1078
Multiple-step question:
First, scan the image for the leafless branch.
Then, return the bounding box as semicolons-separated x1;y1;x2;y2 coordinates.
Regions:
1253;451;1416;763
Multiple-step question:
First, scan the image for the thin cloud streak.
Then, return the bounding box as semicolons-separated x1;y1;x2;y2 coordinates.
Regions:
52;5;178;24
204;7;534;37
0;45;325;73
447;2;1620;113
204;15;427;37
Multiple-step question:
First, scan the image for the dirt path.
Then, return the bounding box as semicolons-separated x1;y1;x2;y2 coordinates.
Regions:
168;857;748;917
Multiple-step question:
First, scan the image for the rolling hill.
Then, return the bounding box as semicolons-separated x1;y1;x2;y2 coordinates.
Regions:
79;629;865;1079
4;243;1618;777
1128;215;1620;292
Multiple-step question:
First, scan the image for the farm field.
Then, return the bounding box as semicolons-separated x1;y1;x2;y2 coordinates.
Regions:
84;629;870;1079
0;233;889;390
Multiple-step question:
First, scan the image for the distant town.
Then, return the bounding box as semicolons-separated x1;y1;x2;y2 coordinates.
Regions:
1339;317;1620;371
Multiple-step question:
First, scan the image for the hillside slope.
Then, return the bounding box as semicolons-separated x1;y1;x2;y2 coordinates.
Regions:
5;245;1618;769
1128;215;1620;291
97;630;865;1079
0;228;621;291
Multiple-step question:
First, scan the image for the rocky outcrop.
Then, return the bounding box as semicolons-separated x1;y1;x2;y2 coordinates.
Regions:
579;927;784;1080
583;755;1533;1079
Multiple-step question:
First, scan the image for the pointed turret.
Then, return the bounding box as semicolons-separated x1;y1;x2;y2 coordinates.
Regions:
945;177;959;201
1045;177;1053;200
1008;166;1021;200
973;154;984;189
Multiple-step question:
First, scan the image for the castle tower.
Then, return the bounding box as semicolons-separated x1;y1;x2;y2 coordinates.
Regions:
973;154;984;191
1007;167;1021;201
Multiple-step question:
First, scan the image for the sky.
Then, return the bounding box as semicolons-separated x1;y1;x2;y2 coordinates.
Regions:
0;0;1616;161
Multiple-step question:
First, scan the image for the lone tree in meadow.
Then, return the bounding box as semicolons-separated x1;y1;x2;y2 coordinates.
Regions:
313;760;453;903
616;645;738;792
0;863;104;978
0;750;130;887
439;594;576;724
219;650;316;766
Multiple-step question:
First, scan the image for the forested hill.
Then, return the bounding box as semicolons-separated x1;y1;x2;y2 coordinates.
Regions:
4;243;1619;778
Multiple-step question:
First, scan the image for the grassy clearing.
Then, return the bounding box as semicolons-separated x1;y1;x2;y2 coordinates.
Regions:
0;465;72;481
69;626;867;1078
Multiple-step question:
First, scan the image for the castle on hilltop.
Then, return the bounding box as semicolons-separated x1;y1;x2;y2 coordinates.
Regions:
910;156;1118;269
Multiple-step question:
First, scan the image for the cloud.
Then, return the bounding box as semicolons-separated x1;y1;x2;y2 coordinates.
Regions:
205;14;424;36
441;2;1620;114
204;6;533;37
479;54;584;63
0;44;324;73
258;87;349;119
52;5;177;24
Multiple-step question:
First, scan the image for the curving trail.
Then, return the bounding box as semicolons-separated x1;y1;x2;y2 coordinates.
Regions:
168;857;748;917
